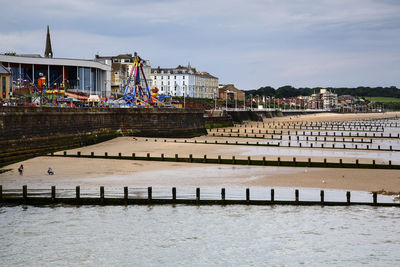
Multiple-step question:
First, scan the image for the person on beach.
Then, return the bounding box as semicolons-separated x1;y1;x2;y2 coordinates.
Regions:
47;167;54;175
18;165;23;175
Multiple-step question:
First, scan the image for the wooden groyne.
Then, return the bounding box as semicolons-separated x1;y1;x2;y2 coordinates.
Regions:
1;185;399;207
51;150;398;170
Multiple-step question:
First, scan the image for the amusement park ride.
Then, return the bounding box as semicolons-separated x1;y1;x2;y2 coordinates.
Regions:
15;52;170;108
121;52;171;107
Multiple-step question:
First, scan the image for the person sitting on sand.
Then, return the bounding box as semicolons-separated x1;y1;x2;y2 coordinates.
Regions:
18;164;23;175
47;167;54;175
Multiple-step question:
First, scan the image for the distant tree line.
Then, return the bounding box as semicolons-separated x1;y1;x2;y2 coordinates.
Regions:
245;86;400;98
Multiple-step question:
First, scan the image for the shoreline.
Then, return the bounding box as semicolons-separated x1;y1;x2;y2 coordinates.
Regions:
1;112;399;195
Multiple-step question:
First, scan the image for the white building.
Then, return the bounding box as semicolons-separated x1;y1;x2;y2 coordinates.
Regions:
151;64;218;98
309;88;338;110
320;88;338;110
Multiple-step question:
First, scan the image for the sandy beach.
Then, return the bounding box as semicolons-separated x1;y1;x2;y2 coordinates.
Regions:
1;112;400;193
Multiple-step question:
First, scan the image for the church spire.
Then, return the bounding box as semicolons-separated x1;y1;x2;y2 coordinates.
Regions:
44;25;53;58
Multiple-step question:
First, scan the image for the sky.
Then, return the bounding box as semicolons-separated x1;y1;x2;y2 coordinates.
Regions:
0;0;399;90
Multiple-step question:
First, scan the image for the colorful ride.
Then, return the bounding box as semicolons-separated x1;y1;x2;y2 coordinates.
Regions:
121;52;171;107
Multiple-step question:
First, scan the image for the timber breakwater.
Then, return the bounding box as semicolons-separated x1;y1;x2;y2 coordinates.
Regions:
0;107;206;167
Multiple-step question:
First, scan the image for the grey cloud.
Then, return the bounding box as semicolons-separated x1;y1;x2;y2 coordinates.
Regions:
0;0;399;89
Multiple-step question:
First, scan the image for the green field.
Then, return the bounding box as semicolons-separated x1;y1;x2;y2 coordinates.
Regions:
366;97;400;103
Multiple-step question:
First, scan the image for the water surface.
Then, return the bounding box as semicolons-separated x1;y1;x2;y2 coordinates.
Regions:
1;205;399;266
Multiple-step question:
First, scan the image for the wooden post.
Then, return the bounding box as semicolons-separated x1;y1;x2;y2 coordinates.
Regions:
263;156;266;166
196;188;200;202
146;153;150;160
232;156;236;164
278;157;281;166
172;187;176;201
293;157;296;166
161;153;164;161
51;186;56;201
346;191;351;204
100;186;105;204
356;159;359;167
389;160;392;168
124;187;128;203
340;159;343;167
175;154;178;162
132;153;135;159
295;189;299;202
189;154;193;163
76;186;80;200
105;152;108;157
324;158;327;167
248;156;251;165
373;160;376;168
119;152;122;158
23;185;27;199
218;155;221;164
204;155;207;163
271;189;275;202
320;190;324;204
148;186;152;200
246;188;250;202
373;192;377;204
308;158;311;167
221;188;225;201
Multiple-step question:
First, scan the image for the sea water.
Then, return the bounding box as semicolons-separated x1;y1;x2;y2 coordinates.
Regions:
1;205;399;266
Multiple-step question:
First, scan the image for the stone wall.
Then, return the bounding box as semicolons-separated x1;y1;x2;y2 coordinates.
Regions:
0;107;206;140
227;110;283;123
0;107;206;167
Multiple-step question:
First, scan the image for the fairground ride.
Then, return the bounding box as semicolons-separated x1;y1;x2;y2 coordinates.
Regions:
122;52;171;107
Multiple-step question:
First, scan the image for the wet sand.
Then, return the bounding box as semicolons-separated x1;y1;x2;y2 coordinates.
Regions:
1;112;400;193
1;156;400;193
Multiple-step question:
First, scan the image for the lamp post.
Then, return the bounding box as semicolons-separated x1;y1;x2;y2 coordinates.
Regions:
225;90;230;110
234;91;237;110
256;95;259;109
214;91;217;110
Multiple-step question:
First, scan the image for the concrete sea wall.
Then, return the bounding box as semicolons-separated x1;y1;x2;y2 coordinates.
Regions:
227;110;283;123
0;107;206;166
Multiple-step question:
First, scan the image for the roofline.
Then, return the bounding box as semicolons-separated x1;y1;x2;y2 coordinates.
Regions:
0;54;111;71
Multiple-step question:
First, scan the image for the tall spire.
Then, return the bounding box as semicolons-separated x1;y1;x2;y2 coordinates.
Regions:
44;25;53;58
